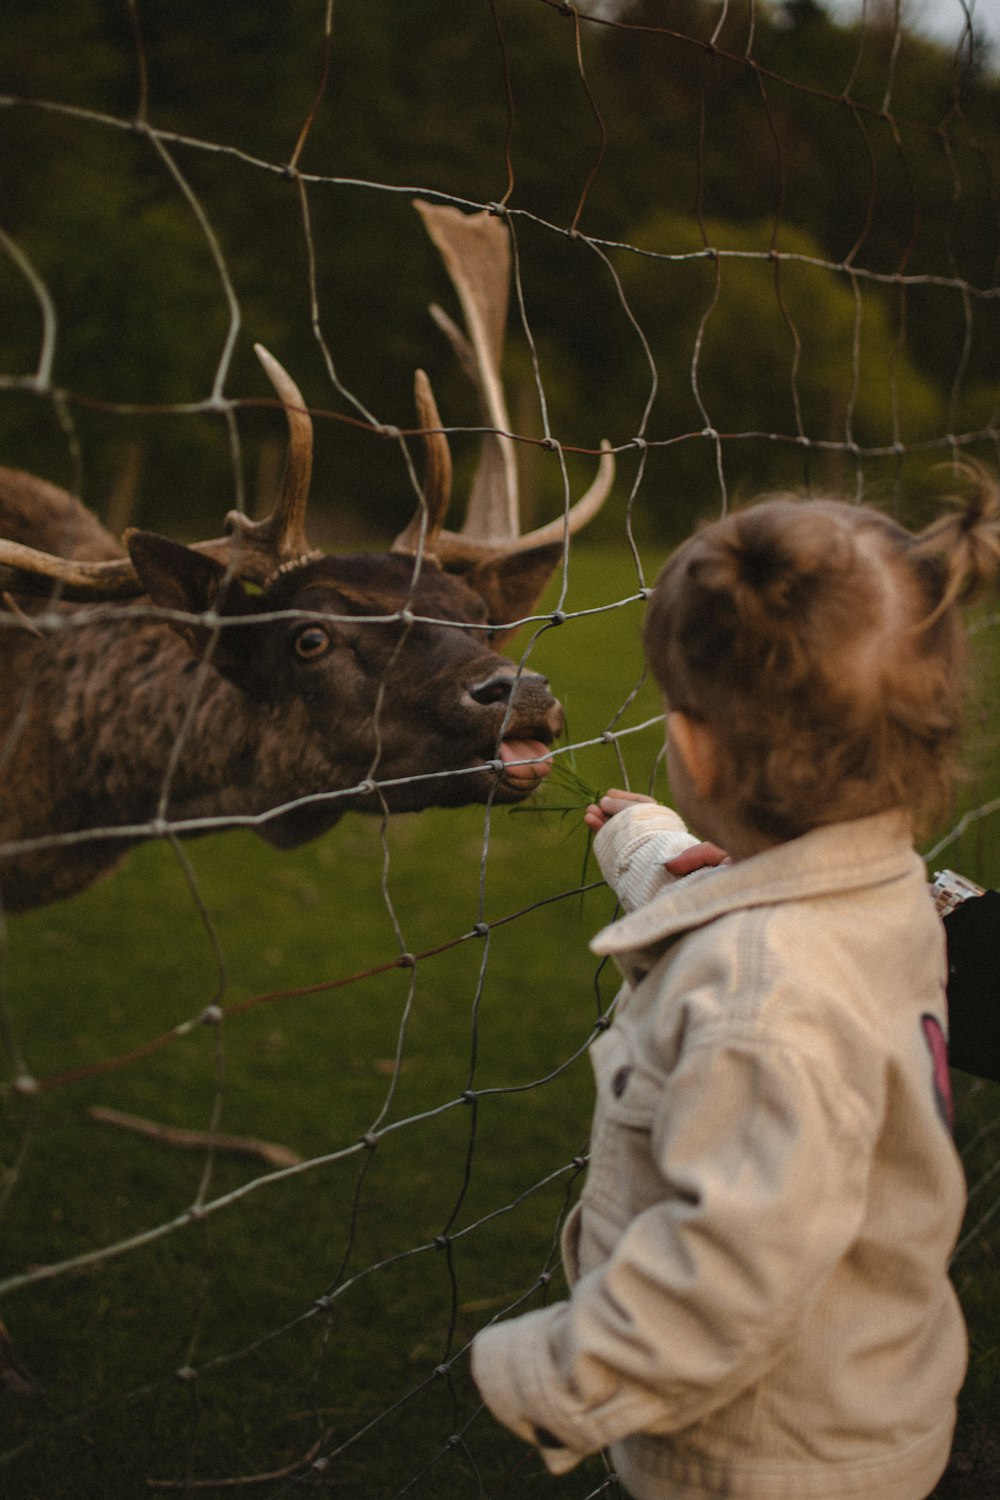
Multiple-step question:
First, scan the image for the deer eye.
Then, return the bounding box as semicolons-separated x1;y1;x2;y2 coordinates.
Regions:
293;625;331;661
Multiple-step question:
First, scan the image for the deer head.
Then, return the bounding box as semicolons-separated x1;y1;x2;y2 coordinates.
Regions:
0;202;614;909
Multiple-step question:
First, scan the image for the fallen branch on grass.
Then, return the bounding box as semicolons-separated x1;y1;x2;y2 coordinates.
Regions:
86;1106;303;1168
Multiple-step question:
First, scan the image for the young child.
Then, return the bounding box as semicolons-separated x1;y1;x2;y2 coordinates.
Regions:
471;474;1000;1499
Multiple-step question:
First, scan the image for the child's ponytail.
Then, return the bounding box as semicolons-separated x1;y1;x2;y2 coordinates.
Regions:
911;463;1000;621
671;504;863;701
691;507;850;623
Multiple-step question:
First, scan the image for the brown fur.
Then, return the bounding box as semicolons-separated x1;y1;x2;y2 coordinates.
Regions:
644;484;1000;842
0;468;564;911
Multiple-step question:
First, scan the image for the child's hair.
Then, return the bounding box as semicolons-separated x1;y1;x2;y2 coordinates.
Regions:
644;465;1000;841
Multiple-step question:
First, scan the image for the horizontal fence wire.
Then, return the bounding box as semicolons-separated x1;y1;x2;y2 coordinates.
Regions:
1;2;999;1494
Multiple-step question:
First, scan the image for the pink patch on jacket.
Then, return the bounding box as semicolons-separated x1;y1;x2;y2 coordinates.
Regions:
921;1014;953;1131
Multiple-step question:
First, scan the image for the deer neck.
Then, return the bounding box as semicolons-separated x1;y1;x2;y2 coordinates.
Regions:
6;616;283;835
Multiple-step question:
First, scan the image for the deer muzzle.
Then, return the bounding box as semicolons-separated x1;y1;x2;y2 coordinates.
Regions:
466;667;564;791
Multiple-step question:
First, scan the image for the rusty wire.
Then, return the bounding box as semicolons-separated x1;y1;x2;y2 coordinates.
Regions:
1;2;1000;1494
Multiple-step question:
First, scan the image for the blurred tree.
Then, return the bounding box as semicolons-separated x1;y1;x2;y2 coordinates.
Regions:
0;0;998;539
603;211;942;511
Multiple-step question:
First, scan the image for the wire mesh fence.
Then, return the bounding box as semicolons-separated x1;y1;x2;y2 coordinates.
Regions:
1;2;999;1494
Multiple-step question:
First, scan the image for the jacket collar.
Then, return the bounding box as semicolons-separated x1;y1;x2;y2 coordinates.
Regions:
591;811;921;959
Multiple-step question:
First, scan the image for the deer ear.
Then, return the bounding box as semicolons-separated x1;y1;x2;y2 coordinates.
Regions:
465;541;564;642
127;532;272;698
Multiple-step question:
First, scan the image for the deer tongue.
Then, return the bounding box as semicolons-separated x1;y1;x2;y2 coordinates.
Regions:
499;737;552;786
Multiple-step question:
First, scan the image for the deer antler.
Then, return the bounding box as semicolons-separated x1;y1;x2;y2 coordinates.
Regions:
416;200;520;545
0;346;319;601
0;538;141;602
209;344;321;582
390;367;453;558
394;200;614;567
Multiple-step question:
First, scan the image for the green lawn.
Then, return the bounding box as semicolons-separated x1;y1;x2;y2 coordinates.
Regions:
1;541;998;1498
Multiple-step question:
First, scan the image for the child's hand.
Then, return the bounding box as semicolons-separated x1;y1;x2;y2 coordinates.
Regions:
664;841;730;875
583;789;659;833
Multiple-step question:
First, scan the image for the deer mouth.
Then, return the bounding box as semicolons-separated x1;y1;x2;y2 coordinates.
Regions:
462;667;562;799
494;735;554;793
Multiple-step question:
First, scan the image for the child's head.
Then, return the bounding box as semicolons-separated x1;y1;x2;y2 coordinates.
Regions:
644;468;1000;842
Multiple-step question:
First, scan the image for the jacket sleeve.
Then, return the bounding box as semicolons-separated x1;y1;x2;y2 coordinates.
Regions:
470;1028;875;1472
592;802;700;913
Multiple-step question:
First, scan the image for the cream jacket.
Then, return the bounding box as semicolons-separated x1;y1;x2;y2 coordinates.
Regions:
471;807;967;1499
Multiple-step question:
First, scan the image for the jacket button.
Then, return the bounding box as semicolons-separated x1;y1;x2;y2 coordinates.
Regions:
612;1064;631;1097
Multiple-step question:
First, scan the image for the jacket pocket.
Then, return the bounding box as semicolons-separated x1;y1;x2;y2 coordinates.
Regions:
584;1026;666;1229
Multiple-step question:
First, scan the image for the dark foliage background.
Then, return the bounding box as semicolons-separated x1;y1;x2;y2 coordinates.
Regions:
3;0;1000;549
3;3;1000;1496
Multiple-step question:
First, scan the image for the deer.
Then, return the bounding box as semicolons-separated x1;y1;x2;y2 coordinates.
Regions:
0;201;614;913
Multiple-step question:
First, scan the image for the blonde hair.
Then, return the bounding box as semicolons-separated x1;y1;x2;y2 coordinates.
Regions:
644;465;1000;840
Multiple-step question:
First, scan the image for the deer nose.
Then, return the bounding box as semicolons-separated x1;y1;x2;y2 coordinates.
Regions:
468;668;550;707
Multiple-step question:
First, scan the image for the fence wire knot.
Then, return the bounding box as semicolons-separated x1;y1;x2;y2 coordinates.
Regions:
3;6;998;1486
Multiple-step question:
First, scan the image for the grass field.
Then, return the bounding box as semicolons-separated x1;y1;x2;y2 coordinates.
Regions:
1;540;999;1498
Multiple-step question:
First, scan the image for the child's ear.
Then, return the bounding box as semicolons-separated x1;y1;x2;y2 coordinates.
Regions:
667;711;721;799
